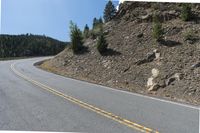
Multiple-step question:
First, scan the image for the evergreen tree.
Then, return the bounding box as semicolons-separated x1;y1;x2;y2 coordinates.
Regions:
181;3;192;21
99;17;103;24
152;14;163;41
0;34;65;58
97;29;108;54
103;0;116;22
93;17;103;29
83;24;90;39
69;21;83;53
93;17;98;29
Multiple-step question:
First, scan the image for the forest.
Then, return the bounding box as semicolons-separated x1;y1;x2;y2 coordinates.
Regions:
0;34;67;58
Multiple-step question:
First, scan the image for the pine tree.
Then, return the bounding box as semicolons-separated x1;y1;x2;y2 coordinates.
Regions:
93;17;103;29
83;24;90;39
103;0;116;23
69;21;83;53
181;3;192;21
99;17;103;24
97;30;108;54
93;18;98;29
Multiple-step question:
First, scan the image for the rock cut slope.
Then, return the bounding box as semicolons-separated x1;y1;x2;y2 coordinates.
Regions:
40;2;200;105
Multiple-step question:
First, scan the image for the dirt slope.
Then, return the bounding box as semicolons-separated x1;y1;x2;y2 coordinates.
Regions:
40;2;200;105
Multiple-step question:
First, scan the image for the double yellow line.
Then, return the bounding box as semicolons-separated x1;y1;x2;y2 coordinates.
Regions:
11;63;159;133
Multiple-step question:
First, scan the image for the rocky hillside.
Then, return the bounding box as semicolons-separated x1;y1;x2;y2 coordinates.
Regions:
40;2;200;105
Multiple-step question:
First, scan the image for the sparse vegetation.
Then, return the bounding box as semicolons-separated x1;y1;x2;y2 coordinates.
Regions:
103;0;116;22
91;27;102;39
152;13;163;41
181;3;192;21
69;21;84;54
91;17;104;39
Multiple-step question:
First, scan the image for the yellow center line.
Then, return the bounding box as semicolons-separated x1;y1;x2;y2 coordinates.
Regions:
10;63;159;133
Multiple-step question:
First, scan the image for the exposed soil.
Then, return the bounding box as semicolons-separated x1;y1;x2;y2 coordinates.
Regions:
39;2;200;105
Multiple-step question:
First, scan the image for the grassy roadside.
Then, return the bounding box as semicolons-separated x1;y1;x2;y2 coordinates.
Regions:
37;60;65;76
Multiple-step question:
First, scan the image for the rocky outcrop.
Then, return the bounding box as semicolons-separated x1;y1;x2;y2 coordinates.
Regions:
148;71;184;91
116;1;181;23
135;49;160;65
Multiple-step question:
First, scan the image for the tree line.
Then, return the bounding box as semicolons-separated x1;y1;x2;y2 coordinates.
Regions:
0;34;66;58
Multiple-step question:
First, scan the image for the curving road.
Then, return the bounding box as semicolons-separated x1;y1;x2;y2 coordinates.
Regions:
0;57;199;133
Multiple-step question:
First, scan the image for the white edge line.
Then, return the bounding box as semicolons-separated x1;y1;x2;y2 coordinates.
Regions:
61;77;200;110
199;108;200;133
17;58;200;110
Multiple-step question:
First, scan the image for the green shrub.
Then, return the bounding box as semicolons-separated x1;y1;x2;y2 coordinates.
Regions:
97;33;108;54
181;4;192;21
69;21;83;54
91;24;103;39
152;14;163;41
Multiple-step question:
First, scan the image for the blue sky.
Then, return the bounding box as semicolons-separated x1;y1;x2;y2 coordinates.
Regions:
1;0;119;42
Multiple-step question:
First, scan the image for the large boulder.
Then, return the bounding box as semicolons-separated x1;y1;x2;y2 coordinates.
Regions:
147;77;154;88
147;68;161;91
152;68;159;78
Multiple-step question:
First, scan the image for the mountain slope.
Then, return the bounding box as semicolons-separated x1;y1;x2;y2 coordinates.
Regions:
40;2;200;105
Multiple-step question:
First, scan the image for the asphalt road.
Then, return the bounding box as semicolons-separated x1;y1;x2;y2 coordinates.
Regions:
0;57;199;133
